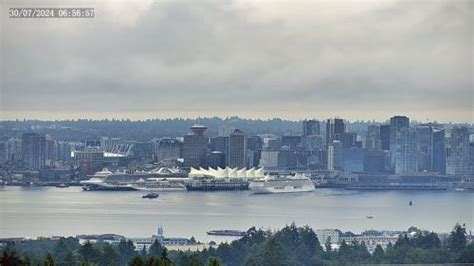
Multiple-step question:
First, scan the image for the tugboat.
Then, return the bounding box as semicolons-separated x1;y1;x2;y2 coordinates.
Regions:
142;192;159;199
366;216;374;219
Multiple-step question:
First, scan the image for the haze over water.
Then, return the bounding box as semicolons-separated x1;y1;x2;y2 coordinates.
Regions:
1;187;473;241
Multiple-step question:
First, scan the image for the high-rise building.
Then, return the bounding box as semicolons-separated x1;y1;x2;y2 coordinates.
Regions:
342;132;357;148
327;140;343;171
209;136;229;164
326;118;345;147
21;132;46;170
182;124;208;168
0;141;6;166
432;127;446;174
303;120;320;136
156;138;182;162
56;141;73;162
366;125;381;151
446;127;470;176
380;125;391;151
415;125;433;172
281;136;302;150
389;116;412;174
228;129;247;168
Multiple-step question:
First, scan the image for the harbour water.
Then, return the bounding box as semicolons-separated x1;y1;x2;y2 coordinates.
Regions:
0;186;473;241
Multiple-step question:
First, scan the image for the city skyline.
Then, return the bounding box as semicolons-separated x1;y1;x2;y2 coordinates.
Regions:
2;0;473;123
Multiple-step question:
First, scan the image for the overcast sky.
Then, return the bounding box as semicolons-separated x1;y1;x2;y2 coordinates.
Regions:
1;0;472;122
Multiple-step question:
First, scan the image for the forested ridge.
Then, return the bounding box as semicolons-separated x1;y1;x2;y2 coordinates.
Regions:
1;223;473;265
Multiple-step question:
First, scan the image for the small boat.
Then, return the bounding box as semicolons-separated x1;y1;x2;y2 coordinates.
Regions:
56;183;69;188
409;201;413;206
207;230;245;237
142;192;159;199
366;216;374;219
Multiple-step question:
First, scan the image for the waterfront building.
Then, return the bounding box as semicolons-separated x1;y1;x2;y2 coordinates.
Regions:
303;119;320;136
363;150;386;173
156;138;182;163
343;147;365;172
389;116;415;174
326;118;345;147
228;129;247;168
258;135;280;168
21;132;46;170
73;148;105;171
182;124;208;168
446;127;470;176
246;136;263;168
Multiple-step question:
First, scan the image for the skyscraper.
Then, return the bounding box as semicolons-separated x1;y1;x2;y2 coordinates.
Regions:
415;125;433;172
21;132;46;170
327;140;343;171
446;127;470;176
303;119;320;136
389;116;412;174
432;127;446;174
326;118;345;147
380;125;391;151
183;124;208;168
366;125;381;151
228;129;247;168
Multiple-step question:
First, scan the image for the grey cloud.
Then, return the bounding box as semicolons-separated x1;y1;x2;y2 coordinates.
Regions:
1;0;472;122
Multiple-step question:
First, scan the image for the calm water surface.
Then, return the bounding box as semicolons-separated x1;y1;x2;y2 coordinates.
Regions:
1;186;473;241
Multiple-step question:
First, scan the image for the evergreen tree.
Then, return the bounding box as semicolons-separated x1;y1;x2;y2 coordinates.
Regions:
102;244;120;266
448;223;466;253
159;248;173;266
457;243;474;263
118;240;138;266
324;237;332;252
44;253;55;266
78;241;101;264
207;256;220;266
129;256;145;266
372;244;385;263
62;251;77;266
258;238;287;266
0;247;24;266
148;240;164;258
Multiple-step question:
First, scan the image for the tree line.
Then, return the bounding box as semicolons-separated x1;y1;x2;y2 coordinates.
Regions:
1;223;473;265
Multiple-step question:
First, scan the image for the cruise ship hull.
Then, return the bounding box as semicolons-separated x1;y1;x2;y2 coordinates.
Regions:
250;184;315;194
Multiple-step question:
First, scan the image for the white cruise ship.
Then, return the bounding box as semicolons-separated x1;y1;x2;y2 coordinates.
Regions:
249;174;315;194
80;168;188;191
